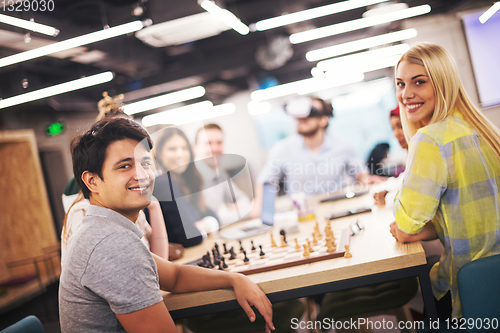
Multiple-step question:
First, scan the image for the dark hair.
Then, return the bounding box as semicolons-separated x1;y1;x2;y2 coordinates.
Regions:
194;123;223;144
155;127;205;211
311;97;334;129
366;143;390;176
71;117;153;199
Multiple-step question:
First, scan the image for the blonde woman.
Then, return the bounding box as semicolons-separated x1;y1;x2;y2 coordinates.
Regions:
389;43;500;318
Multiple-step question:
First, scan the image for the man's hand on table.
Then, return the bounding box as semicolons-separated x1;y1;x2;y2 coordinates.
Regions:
230;273;275;333
390;221;438;243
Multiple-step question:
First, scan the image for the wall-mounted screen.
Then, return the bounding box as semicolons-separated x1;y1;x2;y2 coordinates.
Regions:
462;11;500;108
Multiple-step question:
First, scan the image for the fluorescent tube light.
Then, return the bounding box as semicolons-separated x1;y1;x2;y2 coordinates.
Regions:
255;0;390;31
0;20;147;68
290;5;429;44
323;54;401;77
479;2;500;24
316;44;409;71
250;73;364;101
0;72;113;110
199;0;249;35
123;86;206;115
0;14;59;36
142;101;236;127
306;28;417;62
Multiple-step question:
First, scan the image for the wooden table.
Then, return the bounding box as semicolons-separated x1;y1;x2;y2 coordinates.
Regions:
163;190;438;321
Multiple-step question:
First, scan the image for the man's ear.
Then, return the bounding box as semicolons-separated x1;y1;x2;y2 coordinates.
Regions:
320;116;329;128
82;171;100;195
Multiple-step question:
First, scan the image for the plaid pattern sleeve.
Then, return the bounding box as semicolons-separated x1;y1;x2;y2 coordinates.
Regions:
394;113;500;318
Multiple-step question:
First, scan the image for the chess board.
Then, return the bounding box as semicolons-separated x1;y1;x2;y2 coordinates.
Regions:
191;228;350;275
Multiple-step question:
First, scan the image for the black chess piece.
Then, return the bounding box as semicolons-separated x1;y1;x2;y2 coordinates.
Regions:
214;243;220;257
229;247;237;260
259;245;265;257
221;257;228;269
251;240;256;251
280;229;287;243
239;240;244;252
218;260;225;270
243;250;249;263
206;251;214;268
223;243;229;255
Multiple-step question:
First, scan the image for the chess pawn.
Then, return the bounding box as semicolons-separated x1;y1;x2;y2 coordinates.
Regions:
302;244;310;257
306;239;314;253
270;233;277;248
344;244;352;258
312;233;318;246
294;238;301;252
326;238;335;253
280;235;287;248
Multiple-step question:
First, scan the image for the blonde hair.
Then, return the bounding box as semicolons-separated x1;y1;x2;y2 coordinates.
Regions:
396;43;500;158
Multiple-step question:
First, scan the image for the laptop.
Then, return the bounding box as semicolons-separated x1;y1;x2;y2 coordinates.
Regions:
219;182;276;240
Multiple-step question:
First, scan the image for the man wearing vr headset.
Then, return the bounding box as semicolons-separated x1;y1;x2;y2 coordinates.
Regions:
251;96;370;217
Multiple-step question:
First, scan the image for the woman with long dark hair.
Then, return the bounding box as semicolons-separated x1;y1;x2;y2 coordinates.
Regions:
153;127;219;247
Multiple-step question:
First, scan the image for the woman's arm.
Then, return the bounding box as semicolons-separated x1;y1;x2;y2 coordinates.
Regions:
147;197;169;260
390;220;438;243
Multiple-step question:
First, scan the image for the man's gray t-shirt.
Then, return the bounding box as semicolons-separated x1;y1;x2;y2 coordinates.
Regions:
59;205;163;333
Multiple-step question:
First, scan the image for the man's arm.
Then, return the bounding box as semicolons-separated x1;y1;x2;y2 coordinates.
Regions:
116;301;177;333
152;253;274;332
249;182;263;218
390;221;438;243
147;198;169;260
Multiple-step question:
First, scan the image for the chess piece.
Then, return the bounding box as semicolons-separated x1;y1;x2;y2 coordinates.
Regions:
218;260;225;270
239;240;244;253
259;245;265;257
221;257;228;269
223;243;229;255
243;250;250;264
270;233;277;248
306;239;314;253
314;220;322;238
302;244;310;257
344;244;352;258
280;235;287;248
206;252;214;268
229;247;237;260
312;233;318;246
326;238;336;253
214;243;220;257
294;238;301;251
280;229;287;243
251;240;256;251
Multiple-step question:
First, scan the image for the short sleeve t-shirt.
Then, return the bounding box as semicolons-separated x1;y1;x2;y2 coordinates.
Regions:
59;205;163;333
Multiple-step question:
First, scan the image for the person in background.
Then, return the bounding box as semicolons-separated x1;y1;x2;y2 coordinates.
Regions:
194;123;251;227
60;117;274;332
390;43;500;318
366;142;390;176
153;127;219;248
251;96;377;217
61;92;172;263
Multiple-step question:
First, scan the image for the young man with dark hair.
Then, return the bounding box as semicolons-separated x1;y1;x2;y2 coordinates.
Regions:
59;117;274;333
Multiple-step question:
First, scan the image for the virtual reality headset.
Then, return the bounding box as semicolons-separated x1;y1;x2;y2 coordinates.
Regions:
284;96;333;118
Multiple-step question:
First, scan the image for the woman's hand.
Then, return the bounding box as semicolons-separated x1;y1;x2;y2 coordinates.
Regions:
373;190;389;206
229;273;274;333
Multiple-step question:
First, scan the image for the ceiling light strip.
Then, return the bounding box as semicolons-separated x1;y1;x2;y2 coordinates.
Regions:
250;74;364;102
290;4;430;44
306;28;417;62
0;14;59;36
141;101;236;127
123;86;206;115
479;2;500;24
0;72;114;110
0;20;147;68
323;54;402;77
316;43;409;71
255;0;390;31
199;0;249;35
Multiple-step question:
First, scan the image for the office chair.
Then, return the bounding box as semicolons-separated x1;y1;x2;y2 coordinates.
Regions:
458;253;500;332
0;315;44;333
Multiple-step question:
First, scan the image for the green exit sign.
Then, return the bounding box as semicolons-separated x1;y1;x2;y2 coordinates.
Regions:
45;122;65;136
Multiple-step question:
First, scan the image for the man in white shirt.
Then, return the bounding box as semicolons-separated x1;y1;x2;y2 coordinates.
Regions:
194;124;252;226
